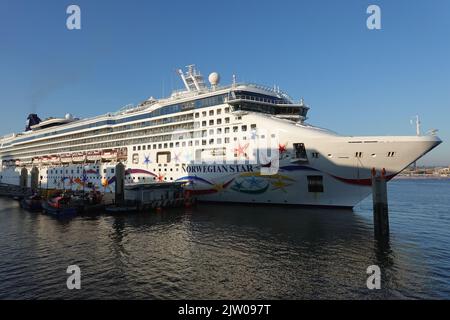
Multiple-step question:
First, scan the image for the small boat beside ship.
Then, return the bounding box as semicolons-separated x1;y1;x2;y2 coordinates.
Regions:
42;195;77;216
20;194;43;212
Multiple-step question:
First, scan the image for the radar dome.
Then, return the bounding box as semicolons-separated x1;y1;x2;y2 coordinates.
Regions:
65;113;74;120
208;72;220;86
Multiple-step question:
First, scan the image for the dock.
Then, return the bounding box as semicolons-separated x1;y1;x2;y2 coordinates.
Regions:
0;183;33;199
106;181;194;212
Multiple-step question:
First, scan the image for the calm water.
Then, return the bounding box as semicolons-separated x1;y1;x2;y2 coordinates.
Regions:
0;179;449;299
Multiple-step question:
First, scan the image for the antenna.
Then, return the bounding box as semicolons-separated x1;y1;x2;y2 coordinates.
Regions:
410;115;421;136
415;115;421;136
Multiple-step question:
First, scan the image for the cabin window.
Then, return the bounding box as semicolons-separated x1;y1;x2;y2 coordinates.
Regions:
251;124;256;130
225;137;230;143
209;110;214;116
242;125;247;132
217;128;222;134
209;120;214;125
225;107;230;113
217;109;222;115
233;126;238;132
143;146;146;150
225;127;230;134
312;152;319;159
217;118;222;125
355;152;363;158
387;152;396;157
202;111;206;117
138;146;141;151
202;121;207;127
307;176;324;193
195;113;199;118
225;117;230;124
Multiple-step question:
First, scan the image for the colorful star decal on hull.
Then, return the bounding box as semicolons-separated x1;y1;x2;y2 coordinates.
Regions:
234;142;249;159
271;178;291;192
278;143;287;155
187;178;235;195
143;155;151;166
173;152;181;163
231;178;270;194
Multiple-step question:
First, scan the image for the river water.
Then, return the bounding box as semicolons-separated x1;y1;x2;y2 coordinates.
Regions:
0;179;448;299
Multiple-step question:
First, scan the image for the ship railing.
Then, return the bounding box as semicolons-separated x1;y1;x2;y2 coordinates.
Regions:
228;94;293;105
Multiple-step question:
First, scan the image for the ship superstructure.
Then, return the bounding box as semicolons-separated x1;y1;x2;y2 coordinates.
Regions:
0;65;441;207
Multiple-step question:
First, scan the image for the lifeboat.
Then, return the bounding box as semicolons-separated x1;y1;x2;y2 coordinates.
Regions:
61;154;72;164
22;159;32;166
41;156;51;165
50;155;60;164
101;150;117;161
87;151;102;162
72;152;86;163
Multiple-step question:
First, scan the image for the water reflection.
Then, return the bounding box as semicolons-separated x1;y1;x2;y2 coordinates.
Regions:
0;181;448;299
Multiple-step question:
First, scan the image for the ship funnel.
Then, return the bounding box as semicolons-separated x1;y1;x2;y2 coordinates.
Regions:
26;114;41;131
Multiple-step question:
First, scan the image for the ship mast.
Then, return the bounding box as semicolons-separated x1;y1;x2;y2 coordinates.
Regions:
177;65;206;92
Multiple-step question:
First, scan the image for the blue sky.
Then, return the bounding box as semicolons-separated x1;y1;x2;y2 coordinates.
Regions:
0;0;449;165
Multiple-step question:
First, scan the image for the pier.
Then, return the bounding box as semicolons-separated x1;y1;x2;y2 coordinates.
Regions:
372;168;389;240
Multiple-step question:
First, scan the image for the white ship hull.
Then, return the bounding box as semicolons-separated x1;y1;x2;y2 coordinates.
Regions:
0;114;440;208
0;66;442;208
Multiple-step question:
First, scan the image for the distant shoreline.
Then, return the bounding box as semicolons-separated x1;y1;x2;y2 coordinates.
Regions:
394;175;450;180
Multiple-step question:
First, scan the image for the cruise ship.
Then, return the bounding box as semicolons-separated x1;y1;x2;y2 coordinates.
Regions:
0;65;442;207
